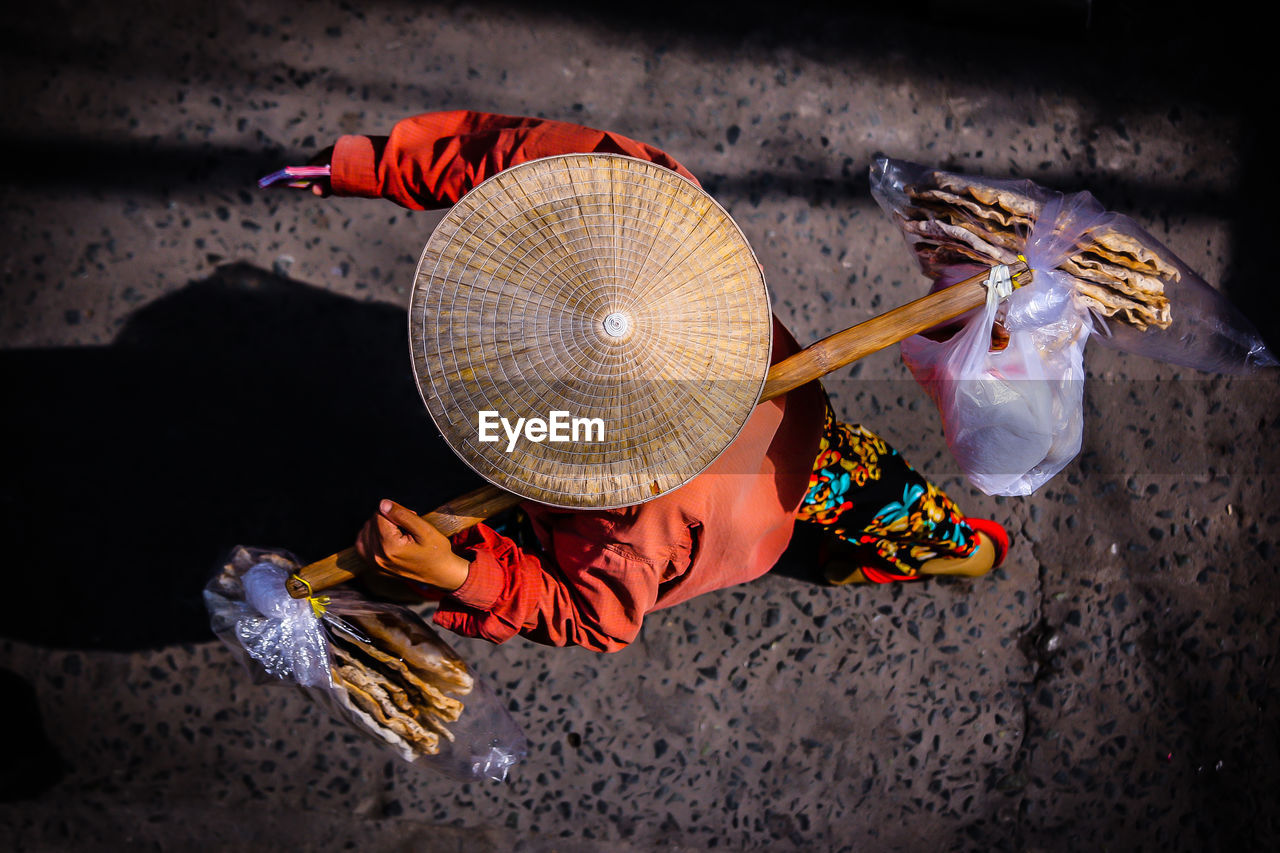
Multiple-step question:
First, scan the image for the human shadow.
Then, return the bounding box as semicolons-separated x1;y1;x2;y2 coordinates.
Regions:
0;263;480;650
0;667;68;801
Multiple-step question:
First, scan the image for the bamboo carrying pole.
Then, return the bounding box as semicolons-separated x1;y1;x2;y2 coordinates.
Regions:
286;262;1025;599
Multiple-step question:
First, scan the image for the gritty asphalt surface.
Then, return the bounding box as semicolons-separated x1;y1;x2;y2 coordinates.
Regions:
2;2;1278;850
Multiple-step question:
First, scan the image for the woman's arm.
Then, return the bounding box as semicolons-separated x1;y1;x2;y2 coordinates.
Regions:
432;518;683;653
326;109;698;210
356;501;691;653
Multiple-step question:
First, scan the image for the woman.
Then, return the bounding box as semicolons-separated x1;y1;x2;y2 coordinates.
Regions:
283;110;1008;652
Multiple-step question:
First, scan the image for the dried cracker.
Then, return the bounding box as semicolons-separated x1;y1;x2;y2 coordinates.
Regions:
334;665;442;755
1072;280;1170;330
914;241;991;266
333;630;464;721
1083;225;1181;280
352;613;475;696
912;188;1036;232
906;201;1026;253
1060;254;1166;297
895;167;1185;331
930;172;1043;220
902;218;1019;264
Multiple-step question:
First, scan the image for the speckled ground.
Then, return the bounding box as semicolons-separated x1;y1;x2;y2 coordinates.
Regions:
2;2;1277;850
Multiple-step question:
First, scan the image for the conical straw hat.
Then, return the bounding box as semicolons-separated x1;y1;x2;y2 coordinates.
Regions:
410;154;772;509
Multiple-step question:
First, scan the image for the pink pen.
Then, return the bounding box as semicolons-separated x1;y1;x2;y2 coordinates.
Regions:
257;164;332;189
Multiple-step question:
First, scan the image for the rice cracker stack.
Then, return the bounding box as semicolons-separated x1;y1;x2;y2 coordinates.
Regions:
894;171;1175;331
206;548;528;778
326;611;475;759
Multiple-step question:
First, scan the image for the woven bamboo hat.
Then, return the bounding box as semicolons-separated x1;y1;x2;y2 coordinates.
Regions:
410;154;772;509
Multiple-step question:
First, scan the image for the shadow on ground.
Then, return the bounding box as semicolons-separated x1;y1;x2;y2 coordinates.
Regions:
0;263;477;650
1;1;1273;356
0;668;68;802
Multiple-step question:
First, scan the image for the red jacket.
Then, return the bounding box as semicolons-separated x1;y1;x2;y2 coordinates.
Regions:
332;111;826;652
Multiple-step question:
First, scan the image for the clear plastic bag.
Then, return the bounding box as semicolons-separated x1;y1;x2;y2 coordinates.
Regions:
872;157;1276;372
901;268;1090;496
205;546;527;782
871;157;1276;495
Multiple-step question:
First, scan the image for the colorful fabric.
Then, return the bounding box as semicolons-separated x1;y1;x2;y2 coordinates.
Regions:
796;404;978;582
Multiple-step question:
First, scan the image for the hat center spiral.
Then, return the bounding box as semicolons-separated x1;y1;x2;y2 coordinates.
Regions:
602;312;630;338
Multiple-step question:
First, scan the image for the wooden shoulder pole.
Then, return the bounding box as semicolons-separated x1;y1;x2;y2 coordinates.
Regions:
286;487;522;598
288;263;1022;597
761;263;1023;402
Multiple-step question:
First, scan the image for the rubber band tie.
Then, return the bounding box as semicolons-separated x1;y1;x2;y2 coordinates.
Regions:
1012;253;1029;289
309;594;332;619
289;573;331;618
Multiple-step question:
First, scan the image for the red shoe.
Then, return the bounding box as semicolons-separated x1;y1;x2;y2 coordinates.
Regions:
818;538;921;585
965;518;1009;567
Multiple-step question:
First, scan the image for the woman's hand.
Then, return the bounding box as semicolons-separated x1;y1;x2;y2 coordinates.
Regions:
355;499;470;591
308;145;334;197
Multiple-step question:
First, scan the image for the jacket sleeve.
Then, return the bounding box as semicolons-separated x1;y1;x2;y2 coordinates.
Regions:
328;109;698;210
431;519;691;653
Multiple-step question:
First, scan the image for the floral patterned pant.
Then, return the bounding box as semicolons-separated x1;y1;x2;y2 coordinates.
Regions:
795;403;978;582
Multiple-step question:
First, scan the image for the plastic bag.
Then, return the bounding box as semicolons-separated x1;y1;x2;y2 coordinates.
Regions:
872;157;1276;375
205;546;527;782
871;157;1276;495
901;266;1090;495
